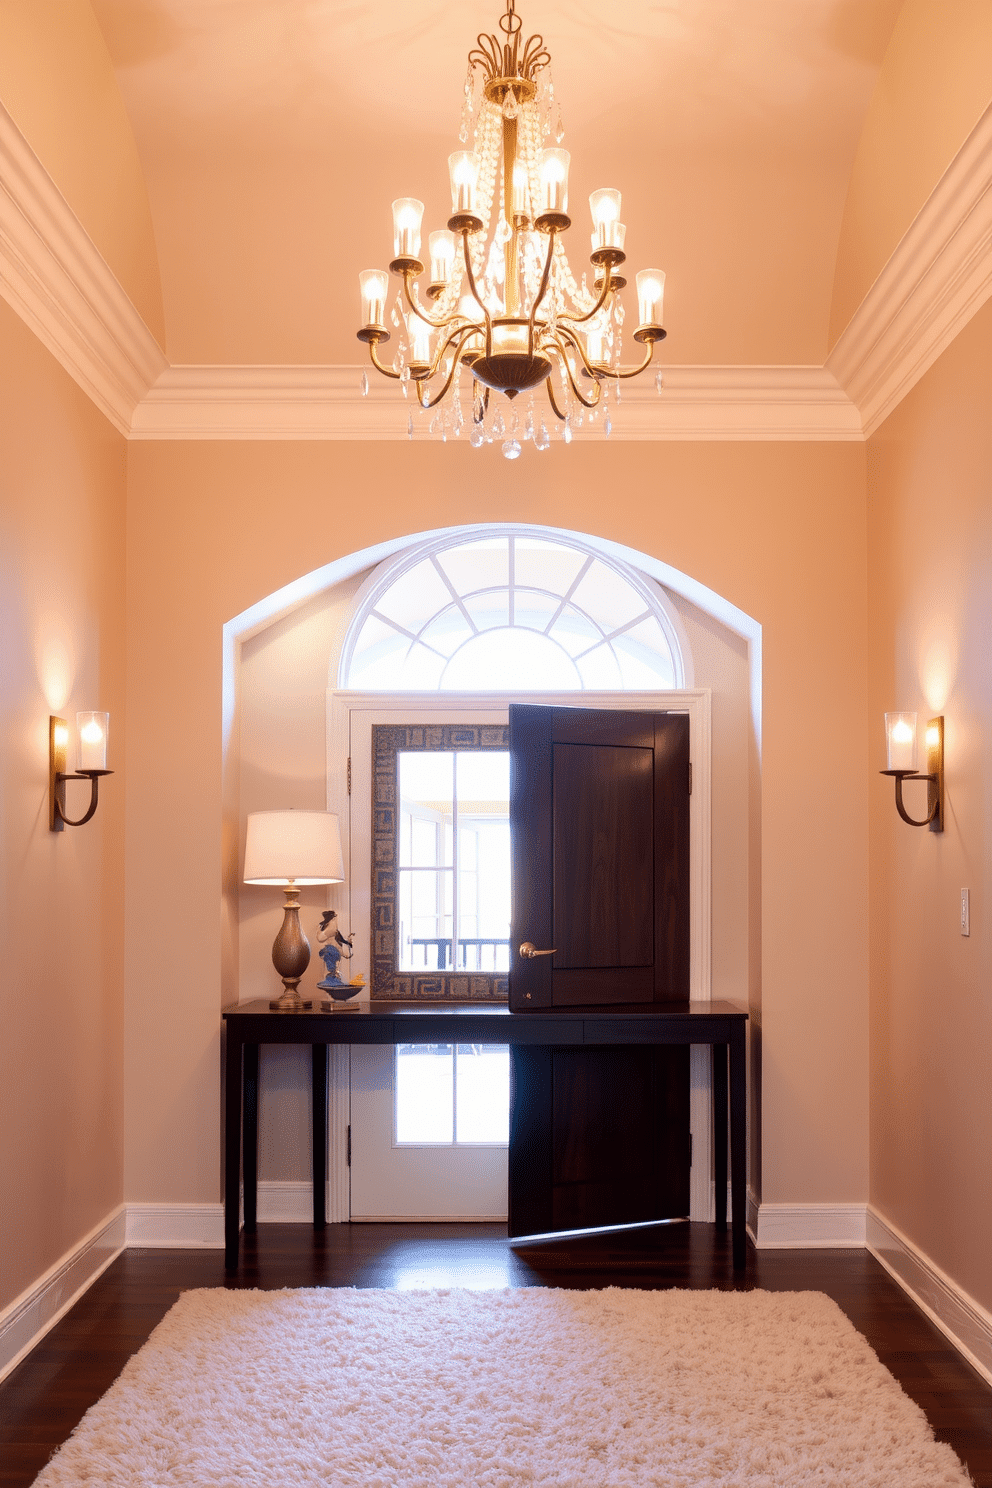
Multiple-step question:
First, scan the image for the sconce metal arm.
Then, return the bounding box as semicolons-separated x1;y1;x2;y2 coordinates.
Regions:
881;770;940;828
53;769;113;828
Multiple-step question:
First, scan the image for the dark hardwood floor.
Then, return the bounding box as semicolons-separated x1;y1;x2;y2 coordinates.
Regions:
2;1222;989;1485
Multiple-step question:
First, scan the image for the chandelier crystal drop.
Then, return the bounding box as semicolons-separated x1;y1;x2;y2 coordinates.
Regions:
357;0;667;455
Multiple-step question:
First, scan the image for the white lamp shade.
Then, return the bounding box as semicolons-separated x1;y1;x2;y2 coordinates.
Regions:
243;810;344;885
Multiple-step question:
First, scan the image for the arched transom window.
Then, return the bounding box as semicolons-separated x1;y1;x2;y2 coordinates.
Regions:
340;531;685;691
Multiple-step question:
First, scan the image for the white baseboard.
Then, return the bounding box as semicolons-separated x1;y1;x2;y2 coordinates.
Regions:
0;1205;125;1383
754;1202;867;1248
257;1180;327;1222
125;1203;224;1249
867;1206;992;1387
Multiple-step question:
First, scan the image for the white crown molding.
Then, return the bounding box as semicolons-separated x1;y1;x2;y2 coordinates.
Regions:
828;100;992;436
0;1204;125;1383
0;102;166;435
130;362;862;441
4;80;992;443
867;1206;992;1387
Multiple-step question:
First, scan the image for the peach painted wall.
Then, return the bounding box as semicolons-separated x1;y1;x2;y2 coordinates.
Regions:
867;294;992;1312
124;438;868;1211
0;297;126;1311
831;0;992;343
0;0;164;345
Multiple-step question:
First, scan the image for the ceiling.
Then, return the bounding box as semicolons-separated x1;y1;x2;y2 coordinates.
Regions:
88;0;904;368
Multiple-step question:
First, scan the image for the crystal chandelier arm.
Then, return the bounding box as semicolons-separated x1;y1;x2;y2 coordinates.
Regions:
400;272;457;332
429;322;484;377
458;230;495;356
597;339;656;380
415;352;465;410
548;333;601;409
366;337;403;380
417;327;483;406
560;263;616;326
555;322;601;381
529;227;560;348
544;372;568;422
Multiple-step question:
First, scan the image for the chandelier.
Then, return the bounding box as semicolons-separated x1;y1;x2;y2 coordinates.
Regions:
356;0;666;457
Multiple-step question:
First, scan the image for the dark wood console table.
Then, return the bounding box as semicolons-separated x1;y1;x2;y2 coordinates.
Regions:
222;999;749;1271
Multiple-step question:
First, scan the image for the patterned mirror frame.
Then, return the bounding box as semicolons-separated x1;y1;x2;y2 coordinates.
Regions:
371;723;510;1001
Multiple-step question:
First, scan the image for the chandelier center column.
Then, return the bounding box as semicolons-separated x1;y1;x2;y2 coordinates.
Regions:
503;112;521;317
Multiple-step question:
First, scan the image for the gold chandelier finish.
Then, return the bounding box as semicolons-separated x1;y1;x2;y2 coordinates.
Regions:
357;0;666;446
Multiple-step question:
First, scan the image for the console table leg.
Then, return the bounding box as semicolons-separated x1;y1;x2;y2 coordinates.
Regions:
729;1022;748;1270
713;1042;728;1231
224;1028;243;1271
312;1044;328;1229
243;1043;259;1233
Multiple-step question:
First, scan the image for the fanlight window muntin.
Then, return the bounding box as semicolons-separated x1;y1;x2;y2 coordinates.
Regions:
339;531;687;692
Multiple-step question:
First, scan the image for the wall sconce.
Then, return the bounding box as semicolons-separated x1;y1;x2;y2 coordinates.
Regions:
49;714;113;831
243;810;345;1011
880;713;944;832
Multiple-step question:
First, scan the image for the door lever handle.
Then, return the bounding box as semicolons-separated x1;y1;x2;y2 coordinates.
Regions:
519;941;557;959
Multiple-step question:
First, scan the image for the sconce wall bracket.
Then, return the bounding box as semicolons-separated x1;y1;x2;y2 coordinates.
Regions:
49;716;112;831
880;714;943;832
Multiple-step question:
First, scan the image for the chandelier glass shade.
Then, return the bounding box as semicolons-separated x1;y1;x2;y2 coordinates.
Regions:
357;0;667;455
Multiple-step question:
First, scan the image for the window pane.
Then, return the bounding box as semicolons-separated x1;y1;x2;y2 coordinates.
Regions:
398;869;452;969
571;560;650;629
419;606;475;657
395;1045;453;1143
397;643;446;689
514;588;560;632
575;643;624;689
348;616;412;689
399;753;453;867
613;617;676;688
375;560;453;631
455;1045;510;1143
547;604;603;657
441;628;580;690
435;538;509;594
513;538;588;596
463;590;510;631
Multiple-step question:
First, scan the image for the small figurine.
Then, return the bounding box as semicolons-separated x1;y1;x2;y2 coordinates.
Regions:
316;910;354;987
316;911;361;1004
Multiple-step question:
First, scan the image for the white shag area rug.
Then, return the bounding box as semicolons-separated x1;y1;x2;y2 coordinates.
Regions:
34;1286;972;1487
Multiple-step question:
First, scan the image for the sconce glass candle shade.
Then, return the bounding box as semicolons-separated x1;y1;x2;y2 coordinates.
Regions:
243;810;345;886
76;712;109;771
428;230;457;284
449;151;480;214
884;712;918;772
585;324;606;363
637;268;666;327
406;313;432;366
589;189;622;247
359;269;389;328
391;198;424;259
539;149;570;213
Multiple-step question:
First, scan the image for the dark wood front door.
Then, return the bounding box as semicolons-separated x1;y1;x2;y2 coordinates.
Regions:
508;704;691;1237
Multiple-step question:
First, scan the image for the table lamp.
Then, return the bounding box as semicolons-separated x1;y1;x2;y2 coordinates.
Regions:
244;810;345;1010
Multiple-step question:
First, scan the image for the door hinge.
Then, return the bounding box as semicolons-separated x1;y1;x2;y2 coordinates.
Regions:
346;1125;351;1166
347;757;352;796
689;1132;693;1167
688;762;693;796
